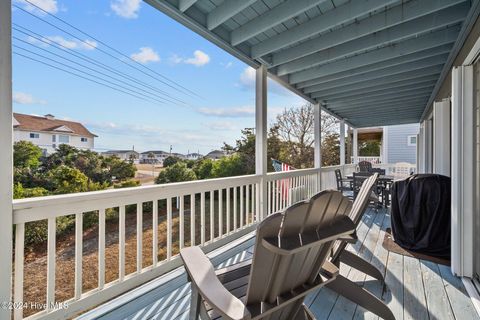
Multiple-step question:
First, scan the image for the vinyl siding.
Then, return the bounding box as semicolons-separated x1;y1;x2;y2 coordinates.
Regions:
385;123;419;164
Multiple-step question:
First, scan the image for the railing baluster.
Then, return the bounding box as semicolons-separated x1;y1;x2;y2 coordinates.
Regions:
137;203;142;273
179;196;185;249
167;198;172;260
119;206;125;281
46;217;56;312
200;192;205;245
233;187;237;231
153;200;158;266
210;191;214;242
190;194;195;246
74;213;82;300
267;181;271;215
98;209;105;289
240;186;244;228
14;223;24;320
256;183;260;222
226;188;230;235
218;189;223;237
246;184;250;225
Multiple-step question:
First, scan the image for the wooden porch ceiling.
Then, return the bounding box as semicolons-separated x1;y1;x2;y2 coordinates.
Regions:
146;0;478;128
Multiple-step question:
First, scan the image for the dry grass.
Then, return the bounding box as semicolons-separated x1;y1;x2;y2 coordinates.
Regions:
19;196;255;317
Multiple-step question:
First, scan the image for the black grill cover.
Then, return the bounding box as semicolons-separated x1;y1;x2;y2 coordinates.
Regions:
390;174;451;259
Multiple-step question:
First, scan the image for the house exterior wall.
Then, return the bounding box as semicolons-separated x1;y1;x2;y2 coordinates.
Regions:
14;129;94;155
384;123;419;164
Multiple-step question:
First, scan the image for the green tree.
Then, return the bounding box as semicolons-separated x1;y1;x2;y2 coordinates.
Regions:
104;156;136;181
155;162;197;184
163;156;181;167
48;165;105;194
321;133;340;166
193;158;214;179
359;141;381;156
13;141;42;169
211;154;247;178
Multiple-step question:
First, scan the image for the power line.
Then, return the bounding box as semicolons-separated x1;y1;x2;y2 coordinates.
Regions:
13;24;189;106
13;37;187;106
13;50;164;105
14;2;204;100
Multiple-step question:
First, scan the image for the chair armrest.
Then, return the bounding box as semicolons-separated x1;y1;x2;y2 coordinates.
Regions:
180;247;251;320
338;232;358;244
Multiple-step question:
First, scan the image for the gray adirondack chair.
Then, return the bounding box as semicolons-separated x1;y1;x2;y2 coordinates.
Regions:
180;192;357;320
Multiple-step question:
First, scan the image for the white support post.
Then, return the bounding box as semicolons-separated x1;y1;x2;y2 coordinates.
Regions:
0;1;13;319
353;128;358;164
451;65;475;277
382;126;389;164
433;98;451;176
339;120;345;166
424;118;433;173
255;65;267;221
417;124;425;173
314;104;322;190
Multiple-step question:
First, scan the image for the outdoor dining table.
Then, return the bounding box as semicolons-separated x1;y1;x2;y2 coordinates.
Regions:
346;174;395;207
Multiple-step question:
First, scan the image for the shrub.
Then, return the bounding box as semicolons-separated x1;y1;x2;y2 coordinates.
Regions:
114;179;140;188
155;162;197;184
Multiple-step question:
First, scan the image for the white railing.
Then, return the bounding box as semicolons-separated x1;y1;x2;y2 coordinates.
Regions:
11;163;416;319
13;174;262;320
351;156;382;164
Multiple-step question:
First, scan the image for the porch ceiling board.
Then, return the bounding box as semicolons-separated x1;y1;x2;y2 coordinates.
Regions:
146;0;475;127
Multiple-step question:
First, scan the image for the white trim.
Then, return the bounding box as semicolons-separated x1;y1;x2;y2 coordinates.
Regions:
407;135;417;147
451;65;475;277
463;277;480;318
433;98;451;176
339;120;345;165
382;126;389;164
255;65;268;221
314;103;322;190
0;1;13;319
352;128;358;164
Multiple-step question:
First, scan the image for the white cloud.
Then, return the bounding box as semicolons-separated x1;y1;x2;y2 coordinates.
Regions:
170;50;210;67
197;106;254;118
205;121;236;131
130;47;160;64
13;92;47;105
110;0;141;19
28;35;97;50
16;0;58;14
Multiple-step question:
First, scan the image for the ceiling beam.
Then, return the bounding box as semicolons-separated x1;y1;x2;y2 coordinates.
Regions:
179;0;197;12
207;0;257;30
340;110;423;120
277;3;468;76
296;45;451;88
230;0;327;46
353;119;421;127
312;76;439;100
289;26;460;84
324;89;432;106
329;97;429;111
335;104;425;116
328;92;431;109
251;0;399;58
304;64;444;94
320;79;437;102
272;0;467;66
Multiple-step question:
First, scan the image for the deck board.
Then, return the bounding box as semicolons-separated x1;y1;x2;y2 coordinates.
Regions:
90;207;480;320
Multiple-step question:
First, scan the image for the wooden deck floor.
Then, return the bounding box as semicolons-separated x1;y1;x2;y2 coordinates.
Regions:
84;207;479;320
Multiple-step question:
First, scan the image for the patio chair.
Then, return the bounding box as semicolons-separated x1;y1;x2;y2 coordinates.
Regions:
335;168;352;195
369;167;386;175
181;187;395;320
394;162;413;179
358;160;373;172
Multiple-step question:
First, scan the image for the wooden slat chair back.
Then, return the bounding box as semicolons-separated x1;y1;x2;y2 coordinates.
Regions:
181;191;356;320
358;161;373;173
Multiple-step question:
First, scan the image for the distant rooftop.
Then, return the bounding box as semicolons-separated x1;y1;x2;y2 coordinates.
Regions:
13;113;97;138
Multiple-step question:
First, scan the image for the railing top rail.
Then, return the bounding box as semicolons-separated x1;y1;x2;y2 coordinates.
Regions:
266;167;320;180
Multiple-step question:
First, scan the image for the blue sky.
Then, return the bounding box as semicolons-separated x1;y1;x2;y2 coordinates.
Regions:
11;0;307;154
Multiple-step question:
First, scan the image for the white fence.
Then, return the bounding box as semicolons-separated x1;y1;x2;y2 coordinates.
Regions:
351;156;382;164
11;163;415;319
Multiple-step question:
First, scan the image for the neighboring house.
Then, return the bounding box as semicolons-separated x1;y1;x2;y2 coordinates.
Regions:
140;150;170;165
104;150;139;162
382;123;419;164
185;153;203;161
205;150;226;160
13;113;96;155
348;123;419;164
172;152;186;160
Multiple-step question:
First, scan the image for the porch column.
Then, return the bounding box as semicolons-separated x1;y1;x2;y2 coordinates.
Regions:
255;65;267;221
433;98;451;176
339;120;345;166
417;125;425;173
0;0;13;318
352;128;358;164
451;65;475;277
314;103;322;190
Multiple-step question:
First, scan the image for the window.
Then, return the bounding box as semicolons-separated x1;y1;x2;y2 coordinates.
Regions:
59;135;70;143
81;137;88;142
29;133;39;139
52;135;56;142
407;135;417;146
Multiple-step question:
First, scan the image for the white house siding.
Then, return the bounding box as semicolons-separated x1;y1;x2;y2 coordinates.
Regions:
14;130;94;155
384;123;419;164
